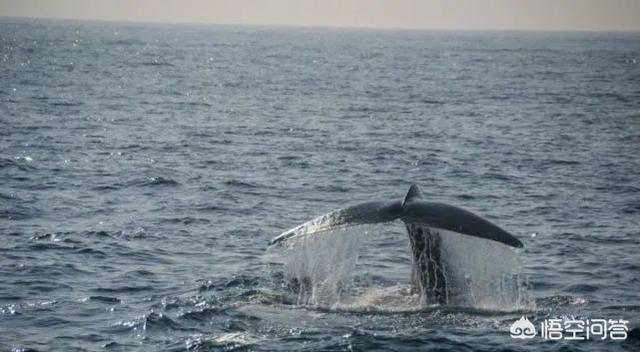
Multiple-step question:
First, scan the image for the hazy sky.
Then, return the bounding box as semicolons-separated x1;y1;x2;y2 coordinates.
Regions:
1;0;639;32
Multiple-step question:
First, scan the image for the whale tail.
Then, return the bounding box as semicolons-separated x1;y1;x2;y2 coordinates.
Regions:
271;184;523;305
270;184;523;249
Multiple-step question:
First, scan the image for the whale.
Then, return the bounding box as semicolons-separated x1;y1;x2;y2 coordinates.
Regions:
269;184;523;305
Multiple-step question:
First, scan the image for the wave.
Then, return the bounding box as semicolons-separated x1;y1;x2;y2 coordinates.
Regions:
110;312;185;333
178;307;226;322
96;176;181;190
136;176;180;187
88;295;121;304
93;285;154;294
140;61;174;67
224;179;260;188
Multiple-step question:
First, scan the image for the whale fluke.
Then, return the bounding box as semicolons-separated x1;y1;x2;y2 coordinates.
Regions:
270;184;522;248
270;184;523;304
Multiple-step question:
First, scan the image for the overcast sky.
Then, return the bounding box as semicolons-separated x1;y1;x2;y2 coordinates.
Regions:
1;0;639;32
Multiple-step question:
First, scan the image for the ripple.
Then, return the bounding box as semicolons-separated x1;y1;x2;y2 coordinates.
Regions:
33;316;70;327
50;101;83;107
76;247;107;257
30;233;62;241
93;285;154;294
1;205;42;221
536;295;588;308
602;304;640;312
136;176;180;187
27;243;77;251
224;179;259;188
106;38;145;46
123;269;155;278
111;312;187;333
159;216;210;225
544;158;581;165
88;295;122;304
144;312;185;331
178;307;226;322
0;157;32;170
140;60;174;67
194;204;224;212
563;284;599;293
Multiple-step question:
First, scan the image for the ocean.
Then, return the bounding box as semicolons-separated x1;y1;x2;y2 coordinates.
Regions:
1;18;639;351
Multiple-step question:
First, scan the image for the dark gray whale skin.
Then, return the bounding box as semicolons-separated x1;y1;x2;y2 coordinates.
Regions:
270;184;523;304
270;184;523;248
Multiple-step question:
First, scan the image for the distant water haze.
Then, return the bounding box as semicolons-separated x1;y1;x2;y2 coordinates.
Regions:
1;0;639;32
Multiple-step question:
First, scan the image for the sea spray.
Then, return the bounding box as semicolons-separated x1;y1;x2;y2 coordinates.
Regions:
267;225;533;311
438;229;534;310
277;226;365;306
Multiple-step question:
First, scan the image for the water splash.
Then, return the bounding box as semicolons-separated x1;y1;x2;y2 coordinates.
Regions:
186;332;261;350
267;224;533;312
270;226;365;307
438;229;534;311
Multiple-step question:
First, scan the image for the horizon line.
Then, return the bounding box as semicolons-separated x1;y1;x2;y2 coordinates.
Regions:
2;15;639;35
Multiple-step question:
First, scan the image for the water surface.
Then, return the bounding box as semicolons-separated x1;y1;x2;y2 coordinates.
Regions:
1;18;639;351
